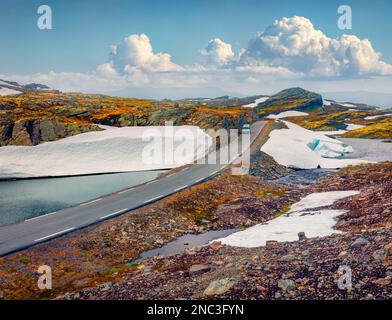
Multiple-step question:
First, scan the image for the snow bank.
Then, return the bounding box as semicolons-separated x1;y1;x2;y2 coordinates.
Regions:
266;111;309;119
216;191;359;248
341;103;359;108
242;97;269;108
364;114;392;120
261;121;368;169
0;125;212;178
345;123;365;131
323;99;333;106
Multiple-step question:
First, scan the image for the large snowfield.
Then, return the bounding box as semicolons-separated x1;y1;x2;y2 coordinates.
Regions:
261;121;369;169
216;190;359;248
0;125;212;178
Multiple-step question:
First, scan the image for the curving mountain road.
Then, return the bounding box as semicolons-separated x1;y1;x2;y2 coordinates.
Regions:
0;121;266;256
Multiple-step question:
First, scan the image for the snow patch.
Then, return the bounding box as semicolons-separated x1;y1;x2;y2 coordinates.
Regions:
266;110;309;119
0;125;212;178
345;123;365;131
364;114;392;120
242;96;269;108
261;121;368;169
0;87;21;96
216;191;359;248
341;103;359;108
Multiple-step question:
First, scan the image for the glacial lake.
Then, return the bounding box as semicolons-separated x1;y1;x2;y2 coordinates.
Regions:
0;170;166;227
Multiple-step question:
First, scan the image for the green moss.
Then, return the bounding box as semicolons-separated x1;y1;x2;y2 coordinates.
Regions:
255;189;286;198
272;203;292;219
19;257;29;264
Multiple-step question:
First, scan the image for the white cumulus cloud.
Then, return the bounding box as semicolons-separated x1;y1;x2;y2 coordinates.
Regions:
98;33;183;74
201;38;235;66
238;16;392;77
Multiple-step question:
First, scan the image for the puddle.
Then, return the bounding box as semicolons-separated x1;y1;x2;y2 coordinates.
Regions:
134;229;237;262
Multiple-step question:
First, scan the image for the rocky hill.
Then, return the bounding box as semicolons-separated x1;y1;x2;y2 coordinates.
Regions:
0;79;51;96
256;87;323;116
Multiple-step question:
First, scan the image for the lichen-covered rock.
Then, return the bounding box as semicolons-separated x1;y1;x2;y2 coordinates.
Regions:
10;120;32;146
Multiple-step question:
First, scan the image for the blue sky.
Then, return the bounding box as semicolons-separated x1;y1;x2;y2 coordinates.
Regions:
1;0;391;73
1;0;392;102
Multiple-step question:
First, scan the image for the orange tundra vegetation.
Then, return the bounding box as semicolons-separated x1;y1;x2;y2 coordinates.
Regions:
0;91;253;146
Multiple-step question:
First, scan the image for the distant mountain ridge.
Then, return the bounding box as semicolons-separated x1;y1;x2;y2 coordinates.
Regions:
0;79;51;96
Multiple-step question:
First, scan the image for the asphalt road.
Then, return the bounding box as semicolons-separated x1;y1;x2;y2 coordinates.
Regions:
0;121;266;256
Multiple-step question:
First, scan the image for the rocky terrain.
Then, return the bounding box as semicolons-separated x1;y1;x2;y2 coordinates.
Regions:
0;84;391;300
58;163;392;300
0;154;391;300
0;88;252;146
1;84;390;147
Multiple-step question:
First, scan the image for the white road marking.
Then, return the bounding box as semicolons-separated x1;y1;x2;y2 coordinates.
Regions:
79;198;102;206
143;195;164;204
195;177;206;183
174;185;188;192
118;188;133;194
99;208;129;220
165;173;175;178
25;211;57;222
34;227;75;242
210;170;219;176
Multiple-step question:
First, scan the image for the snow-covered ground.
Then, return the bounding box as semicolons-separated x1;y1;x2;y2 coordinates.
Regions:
241;96;269;108
0;125;212;178
364;114;392;120
317;129;348;135
323;99;333;106
345;123;365;131
266;110;309;119
341;103;359;108
0;87;20;96
216;190;359;248
261;121;369;169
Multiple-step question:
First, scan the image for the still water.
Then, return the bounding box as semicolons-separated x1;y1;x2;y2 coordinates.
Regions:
0;170;166;227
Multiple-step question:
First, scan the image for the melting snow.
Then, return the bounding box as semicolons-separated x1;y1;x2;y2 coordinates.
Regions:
266;111;309;119
364;114;392;120
345;123;365;131
242;97;269;108
261;121;368;169
0;125;212;178
341;103;359;108
0;87;20;96
216;190;359;248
